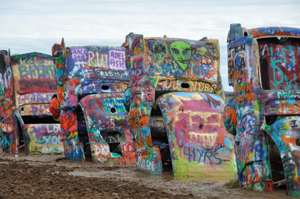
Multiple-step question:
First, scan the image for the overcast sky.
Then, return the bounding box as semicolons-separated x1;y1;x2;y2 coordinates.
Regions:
0;0;299;91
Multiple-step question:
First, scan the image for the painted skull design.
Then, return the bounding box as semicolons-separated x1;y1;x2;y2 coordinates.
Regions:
169;41;192;71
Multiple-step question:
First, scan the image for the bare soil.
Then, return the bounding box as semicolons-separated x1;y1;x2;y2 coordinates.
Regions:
0;154;293;199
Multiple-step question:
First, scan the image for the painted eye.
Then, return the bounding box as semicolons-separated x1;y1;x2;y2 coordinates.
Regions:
171;48;180;55
183;48;191;57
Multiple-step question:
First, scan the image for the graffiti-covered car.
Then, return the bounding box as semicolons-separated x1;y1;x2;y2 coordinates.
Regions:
51;40;135;165
0;50;15;153
0;51;63;154
124;33;236;180
225;24;300;196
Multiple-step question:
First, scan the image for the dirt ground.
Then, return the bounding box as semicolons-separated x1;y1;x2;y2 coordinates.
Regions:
0;154;294;199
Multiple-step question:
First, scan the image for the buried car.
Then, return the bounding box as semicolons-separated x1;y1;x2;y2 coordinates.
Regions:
123;33;236;179
225;24;300;197
50;40;135;165
0;51;63;155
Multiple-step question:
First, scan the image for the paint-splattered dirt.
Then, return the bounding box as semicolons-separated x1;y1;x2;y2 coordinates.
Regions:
0;155;293;199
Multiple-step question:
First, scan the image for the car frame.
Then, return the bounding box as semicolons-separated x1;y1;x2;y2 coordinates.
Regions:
0;51;63;155
225;23;300;197
124;33;236;179
50;40;135;166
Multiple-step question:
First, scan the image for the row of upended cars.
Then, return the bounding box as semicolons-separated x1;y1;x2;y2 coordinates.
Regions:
0;24;300;197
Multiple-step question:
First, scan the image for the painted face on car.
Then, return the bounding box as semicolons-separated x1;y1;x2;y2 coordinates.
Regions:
170;41;192;71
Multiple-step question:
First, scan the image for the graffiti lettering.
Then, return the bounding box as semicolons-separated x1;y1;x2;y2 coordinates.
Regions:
259;43;300;90
18;93;53;105
156;79;216;93
18;65;55;80
26;124;63;154
182;143;223;164
87;51;108;68
109;50;126;70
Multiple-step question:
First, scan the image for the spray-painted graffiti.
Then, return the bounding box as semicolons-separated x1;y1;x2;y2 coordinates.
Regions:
263;117;300;195
125;33;235;179
225;24;300;197
109;50;126;70
25;124;63;154
158;92;235;178
0;66;13;97
144;38;219;82
66;46;126;77
12;53;56;94
18;93;54;105
0;51;63;155
18;92;54;116
51;40;135;165
259;41;300;90
79;94;135;165
20;104;53;116
91;143;111;162
0;51;16;153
